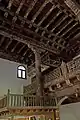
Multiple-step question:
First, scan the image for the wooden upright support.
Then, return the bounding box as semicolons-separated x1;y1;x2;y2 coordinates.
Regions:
35;49;44;96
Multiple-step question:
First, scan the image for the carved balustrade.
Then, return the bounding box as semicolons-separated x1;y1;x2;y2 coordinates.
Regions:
24;55;80;96
44;67;61;83
64;0;80;15
0;90;56;109
67;56;80;73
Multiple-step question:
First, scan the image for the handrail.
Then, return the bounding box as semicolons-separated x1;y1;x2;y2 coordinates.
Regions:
0;90;56;108
8;94;56;107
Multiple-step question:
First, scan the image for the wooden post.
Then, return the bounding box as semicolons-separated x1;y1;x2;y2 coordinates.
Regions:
35;49;44;96
7;89;10;107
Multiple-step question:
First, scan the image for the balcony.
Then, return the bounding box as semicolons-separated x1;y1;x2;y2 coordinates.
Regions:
0;90;57;117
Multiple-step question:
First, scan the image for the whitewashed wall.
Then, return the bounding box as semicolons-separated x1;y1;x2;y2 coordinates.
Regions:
0;58;31;98
60;102;80;120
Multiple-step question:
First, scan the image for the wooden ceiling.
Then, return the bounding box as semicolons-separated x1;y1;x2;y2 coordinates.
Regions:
0;0;80;68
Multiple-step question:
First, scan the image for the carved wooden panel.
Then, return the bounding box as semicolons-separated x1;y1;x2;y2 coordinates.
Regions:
44;68;61;83
65;0;80;15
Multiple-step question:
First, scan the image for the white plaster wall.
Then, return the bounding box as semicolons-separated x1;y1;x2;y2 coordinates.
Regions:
60;102;80;120
0;58;31;98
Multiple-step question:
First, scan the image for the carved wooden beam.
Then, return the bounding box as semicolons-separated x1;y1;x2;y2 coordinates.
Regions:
0;24;59;54
0;13;63;51
0;6;67;43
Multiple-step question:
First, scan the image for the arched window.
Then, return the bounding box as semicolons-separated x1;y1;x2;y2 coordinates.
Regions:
17;65;26;79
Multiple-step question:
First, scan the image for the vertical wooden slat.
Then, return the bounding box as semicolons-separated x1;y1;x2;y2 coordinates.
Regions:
18;96;20;106
27;96;29;106
11;95;13;107
33;96;34;106
23;96;24;106
17;96;19;106
14;95;16;107
20;95;21;106
7;89;10;107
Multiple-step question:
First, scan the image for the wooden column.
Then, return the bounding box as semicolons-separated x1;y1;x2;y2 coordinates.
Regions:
35;49;43;96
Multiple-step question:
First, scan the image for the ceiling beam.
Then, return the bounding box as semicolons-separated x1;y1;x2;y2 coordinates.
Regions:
0;29;58;54
0;36;5;46
61;22;78;37
21;49;31;60
5;40;12;50
0;14;62;52
7;0;14;10
56;19;73;35
0;6;68;43
35;4;56;32
11;42;19;52
65;28;80;40
0;48;27;64
50;15;68;33
48;15;69;38
16;0;25;14
31;0;53;23
24;0;38;19
40;10;62;36
0;49;18;62
17;44;26;54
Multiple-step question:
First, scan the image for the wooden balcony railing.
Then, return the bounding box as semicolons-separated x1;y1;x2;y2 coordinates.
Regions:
0;90;56;109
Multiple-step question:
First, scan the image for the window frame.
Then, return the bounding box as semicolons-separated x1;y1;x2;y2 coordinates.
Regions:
17;65;27;79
